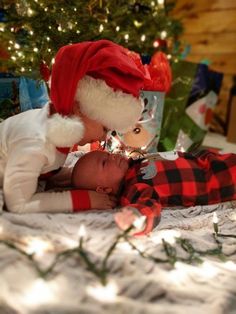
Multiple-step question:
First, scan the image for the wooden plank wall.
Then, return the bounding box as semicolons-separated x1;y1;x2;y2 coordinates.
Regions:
170;0;236;133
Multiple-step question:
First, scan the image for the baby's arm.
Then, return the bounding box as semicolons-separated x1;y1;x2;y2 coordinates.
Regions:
115;184;161;235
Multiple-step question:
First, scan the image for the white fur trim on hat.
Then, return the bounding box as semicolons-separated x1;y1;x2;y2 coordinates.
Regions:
75;76;143;133
47;114;84;147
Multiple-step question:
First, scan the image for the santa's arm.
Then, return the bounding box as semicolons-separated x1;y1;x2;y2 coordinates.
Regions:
3;141;90;213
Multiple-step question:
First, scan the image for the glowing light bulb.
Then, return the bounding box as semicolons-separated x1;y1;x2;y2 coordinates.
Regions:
14;43;20;49
29;30;34;35
78;224;86;240
151;230;181;245
124;34;129;41
213;212;219;234
141;34;146;42
116;26;120;31
229;212;236;221
213;212;218;224
27;8;33;16
86;281;118;302
168;262;189;285
57;25;62;31
99;24;104;32
23;279;55;306
68;22;73;29
133;216;146;230
11;56;16;61
153;40;159;48
116;241;133;253
160;30;167;39
157;0;164;4
224;261;236;270
199;261;219;278
21;67;25;72
134;20;142;28
33;47;38;52
25;238;51;257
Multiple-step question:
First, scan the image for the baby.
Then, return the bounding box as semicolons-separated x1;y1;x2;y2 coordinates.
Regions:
72;150;236;235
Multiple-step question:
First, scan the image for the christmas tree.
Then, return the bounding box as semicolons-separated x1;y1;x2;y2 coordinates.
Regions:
0;0;183;79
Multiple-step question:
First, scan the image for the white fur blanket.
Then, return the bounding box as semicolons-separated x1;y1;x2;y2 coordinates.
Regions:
0;187;236;314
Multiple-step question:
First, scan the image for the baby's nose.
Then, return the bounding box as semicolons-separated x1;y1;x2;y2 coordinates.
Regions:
110;154;116;160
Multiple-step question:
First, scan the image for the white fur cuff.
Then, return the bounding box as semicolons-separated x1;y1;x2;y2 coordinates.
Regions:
75;76;143;133
47;114;84;147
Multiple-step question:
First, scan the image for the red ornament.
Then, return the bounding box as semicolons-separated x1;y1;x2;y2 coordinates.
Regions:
40;60;51;82
0;44;10;60
153;38;167;49
144;52;172;93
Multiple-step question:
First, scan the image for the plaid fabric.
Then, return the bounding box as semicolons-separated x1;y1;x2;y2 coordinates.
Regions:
119;150;236;234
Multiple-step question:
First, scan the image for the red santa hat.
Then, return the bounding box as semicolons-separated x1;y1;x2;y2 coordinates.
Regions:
48;40;171;147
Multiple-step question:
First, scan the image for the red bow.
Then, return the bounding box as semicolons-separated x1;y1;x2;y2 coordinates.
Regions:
145;52;172;93
127;50;172;93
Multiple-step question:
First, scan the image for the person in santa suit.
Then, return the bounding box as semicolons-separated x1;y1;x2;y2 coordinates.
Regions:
71;149;236;235
0;40;171;214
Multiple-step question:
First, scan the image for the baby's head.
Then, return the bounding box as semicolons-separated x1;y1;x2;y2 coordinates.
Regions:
72;151;129;194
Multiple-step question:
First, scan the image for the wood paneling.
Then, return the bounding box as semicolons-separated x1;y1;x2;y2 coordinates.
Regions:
172;0;236;17
184;54;236;75
179;11;236;34
170;0;236;132
181;33;236;54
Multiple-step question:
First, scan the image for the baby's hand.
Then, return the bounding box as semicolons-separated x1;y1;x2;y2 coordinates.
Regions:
88;191;117;209
114;208;138;230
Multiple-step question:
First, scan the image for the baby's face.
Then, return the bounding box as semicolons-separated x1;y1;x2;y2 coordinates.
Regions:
72;151;129;193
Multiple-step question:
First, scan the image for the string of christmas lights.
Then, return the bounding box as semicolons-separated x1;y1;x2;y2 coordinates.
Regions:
0;213;235;286
0;0;184;79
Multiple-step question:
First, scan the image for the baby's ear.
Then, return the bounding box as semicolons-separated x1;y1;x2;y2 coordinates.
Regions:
96;186;113;194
